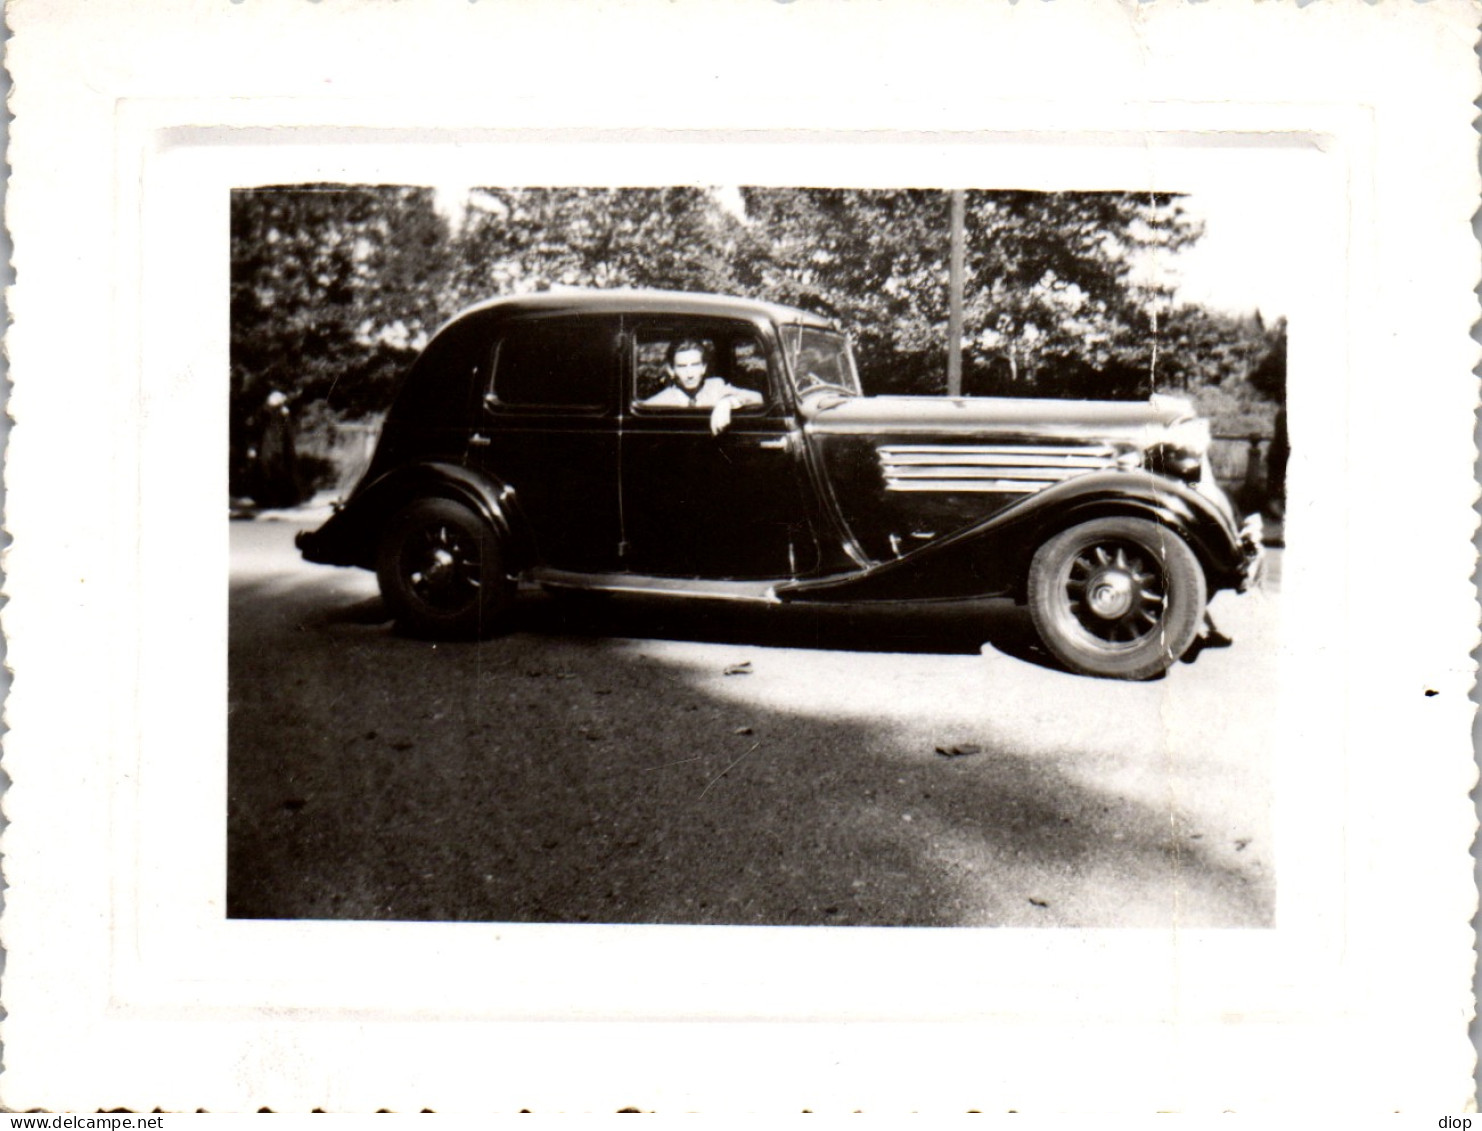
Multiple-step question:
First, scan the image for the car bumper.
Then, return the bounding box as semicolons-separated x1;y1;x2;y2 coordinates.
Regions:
294;526;330;562
1237;513;1265;591
295;515;361;567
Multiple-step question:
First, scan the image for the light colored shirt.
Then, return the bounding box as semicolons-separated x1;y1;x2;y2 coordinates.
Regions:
642;377;764;409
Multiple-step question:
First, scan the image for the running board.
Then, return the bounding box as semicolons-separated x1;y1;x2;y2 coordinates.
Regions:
530;568;782;604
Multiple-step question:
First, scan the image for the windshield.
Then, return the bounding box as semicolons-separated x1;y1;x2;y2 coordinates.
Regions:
781;326;861;399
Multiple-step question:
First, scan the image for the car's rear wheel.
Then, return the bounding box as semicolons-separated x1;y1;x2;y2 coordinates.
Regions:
376;498;512;639
1027;516;1206;680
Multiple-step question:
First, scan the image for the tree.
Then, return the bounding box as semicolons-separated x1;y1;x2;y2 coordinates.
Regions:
959;191;1203;399
1245;314;1287;406
230;185;450;422
736;188;950;393
449;187;746;306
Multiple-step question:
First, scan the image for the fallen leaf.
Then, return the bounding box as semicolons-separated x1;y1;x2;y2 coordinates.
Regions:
935;743;982;758
734;726;754;735
1234;838;1251;851
723;662;753;676
1028;898;1049;908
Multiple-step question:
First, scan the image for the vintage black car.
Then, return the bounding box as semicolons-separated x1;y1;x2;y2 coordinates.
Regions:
297;291;1263;679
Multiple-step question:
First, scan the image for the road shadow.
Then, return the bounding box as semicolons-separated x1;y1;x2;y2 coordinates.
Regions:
229;575;1275;929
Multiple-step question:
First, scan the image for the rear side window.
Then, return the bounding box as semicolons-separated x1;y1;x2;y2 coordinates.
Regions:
490;317;618;411
393;321;485;426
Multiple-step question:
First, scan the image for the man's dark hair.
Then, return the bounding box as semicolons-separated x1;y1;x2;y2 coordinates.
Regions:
665;337;709;367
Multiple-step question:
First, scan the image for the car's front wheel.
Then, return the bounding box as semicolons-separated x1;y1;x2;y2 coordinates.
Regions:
376;498;512;639
1027;516;1206;680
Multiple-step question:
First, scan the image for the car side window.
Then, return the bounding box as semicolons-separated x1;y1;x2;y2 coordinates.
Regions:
488;317;618;411
733;338;770;388
631;324;772;413
392;321;484;426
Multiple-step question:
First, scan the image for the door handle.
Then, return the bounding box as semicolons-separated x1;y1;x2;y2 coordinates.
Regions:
757;437;789;450
469;434;492;447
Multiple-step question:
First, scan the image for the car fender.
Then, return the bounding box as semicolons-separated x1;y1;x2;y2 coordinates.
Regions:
296;461;533;573
777;470;1247;604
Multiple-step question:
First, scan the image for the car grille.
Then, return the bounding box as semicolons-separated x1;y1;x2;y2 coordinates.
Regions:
877;443;1119;493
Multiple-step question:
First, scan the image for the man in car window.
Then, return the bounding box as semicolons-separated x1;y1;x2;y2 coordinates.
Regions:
642;337;763;434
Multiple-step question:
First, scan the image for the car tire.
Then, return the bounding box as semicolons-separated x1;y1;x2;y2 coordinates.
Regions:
376;498;513;639
1027;516;1206;681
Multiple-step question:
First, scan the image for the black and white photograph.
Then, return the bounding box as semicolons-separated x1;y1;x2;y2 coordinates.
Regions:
228;184;1281;929
6;0;1477;1113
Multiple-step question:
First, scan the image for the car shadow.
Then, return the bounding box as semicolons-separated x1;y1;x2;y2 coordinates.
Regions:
512;590;1050;661
329;594;396;627
252;573;1216;680
293;579;1053;662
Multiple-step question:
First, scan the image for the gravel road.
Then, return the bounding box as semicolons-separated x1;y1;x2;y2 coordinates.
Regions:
228;515;1279;928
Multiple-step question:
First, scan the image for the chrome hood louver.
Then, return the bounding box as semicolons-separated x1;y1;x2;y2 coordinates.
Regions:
877;442;1120;493
801;394;1192;497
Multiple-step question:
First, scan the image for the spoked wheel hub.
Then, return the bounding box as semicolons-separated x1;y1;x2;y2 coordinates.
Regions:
1067;542;1166;646
404;523;482;614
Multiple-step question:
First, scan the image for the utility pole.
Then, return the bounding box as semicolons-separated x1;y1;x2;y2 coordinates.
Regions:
1149;304;1158;391
947;189;965;397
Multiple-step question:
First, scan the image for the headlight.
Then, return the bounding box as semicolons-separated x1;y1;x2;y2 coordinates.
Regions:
1141;417;1211;484
1164;417;1211;457
1146;443;1204;483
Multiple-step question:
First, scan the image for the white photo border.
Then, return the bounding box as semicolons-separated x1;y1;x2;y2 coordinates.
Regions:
6;0;1477;1111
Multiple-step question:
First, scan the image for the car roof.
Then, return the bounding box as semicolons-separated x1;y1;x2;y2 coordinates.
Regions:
448;289;839;330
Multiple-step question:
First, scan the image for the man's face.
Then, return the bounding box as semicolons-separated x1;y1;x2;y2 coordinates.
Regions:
668;346;707;393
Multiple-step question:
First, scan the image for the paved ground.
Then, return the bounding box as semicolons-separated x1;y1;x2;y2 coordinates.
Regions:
228;513;1280;928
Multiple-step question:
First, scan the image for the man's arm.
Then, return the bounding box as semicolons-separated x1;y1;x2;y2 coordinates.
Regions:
707;384;764;435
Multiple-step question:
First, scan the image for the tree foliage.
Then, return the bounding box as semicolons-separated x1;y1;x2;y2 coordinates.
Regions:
734;188;951;393
448;187;748;305
230;184;1285;453
230;185;449;421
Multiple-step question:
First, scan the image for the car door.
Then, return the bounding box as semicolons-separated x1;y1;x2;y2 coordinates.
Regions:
471;314;623;572
618;317;820;580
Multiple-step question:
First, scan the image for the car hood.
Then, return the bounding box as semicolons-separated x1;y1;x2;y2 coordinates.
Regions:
799;392;1195;439
798;393;1207;566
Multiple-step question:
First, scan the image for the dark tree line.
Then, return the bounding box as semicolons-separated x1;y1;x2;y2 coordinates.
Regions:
230;185;1285;490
